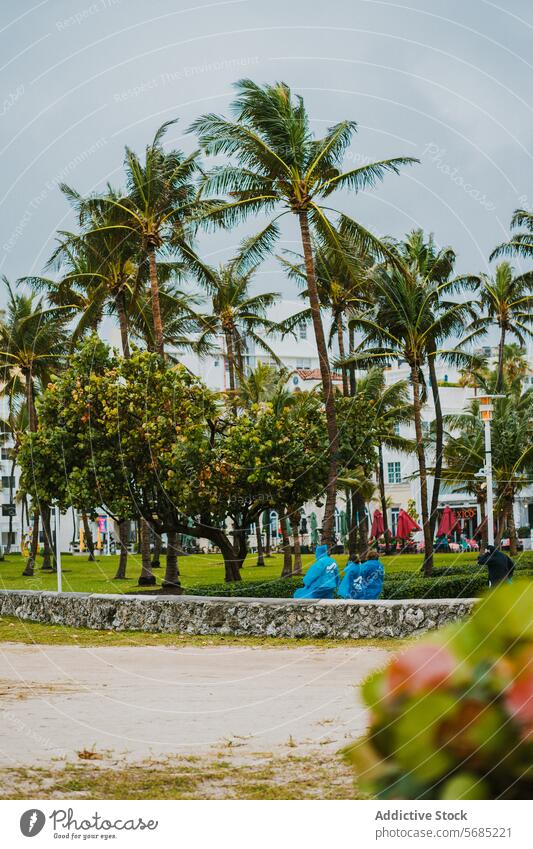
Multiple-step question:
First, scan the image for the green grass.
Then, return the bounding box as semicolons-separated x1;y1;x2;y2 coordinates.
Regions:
0;615;412;650
0;550;486;595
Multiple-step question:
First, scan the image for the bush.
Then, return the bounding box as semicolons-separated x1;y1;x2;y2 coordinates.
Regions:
344;582;533;799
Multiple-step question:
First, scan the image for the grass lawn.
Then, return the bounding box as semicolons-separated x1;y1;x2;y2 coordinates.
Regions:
0;550;485;595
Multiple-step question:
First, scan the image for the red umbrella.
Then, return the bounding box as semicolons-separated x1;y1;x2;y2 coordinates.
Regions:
370;509;385;539
396;508;421;539
437;505;459;537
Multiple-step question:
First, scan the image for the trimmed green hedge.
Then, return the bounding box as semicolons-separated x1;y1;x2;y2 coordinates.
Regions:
185;564;533;600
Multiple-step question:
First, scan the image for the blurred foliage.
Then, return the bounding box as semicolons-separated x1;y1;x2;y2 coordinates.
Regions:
345;582;533;799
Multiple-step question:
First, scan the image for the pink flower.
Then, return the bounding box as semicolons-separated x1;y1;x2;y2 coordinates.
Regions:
386;644;456;698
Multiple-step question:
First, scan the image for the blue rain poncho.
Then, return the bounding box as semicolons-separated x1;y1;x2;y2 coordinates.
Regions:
293;544;340;599
338;558;384;600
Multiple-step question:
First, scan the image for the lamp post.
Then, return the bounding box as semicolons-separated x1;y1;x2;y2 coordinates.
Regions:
54;504;62;593
478;395;505;548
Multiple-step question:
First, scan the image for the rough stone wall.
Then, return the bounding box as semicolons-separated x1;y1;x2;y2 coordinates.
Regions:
0;590;477;638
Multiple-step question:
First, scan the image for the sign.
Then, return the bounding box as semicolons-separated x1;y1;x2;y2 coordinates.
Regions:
2;503;16;517
455;507;476;520
97;516;107;532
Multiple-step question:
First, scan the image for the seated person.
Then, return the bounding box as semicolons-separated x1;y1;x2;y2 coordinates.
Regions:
293;544;340;599
338;549;385;600
478;545;515;587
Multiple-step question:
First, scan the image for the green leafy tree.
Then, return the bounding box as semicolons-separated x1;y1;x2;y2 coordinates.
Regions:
190;78;416;544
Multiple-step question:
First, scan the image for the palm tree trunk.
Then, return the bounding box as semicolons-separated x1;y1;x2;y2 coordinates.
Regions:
115;290;130;359
23;509;40;576
138;517;156;585
348;324;357;396
82;512;96;561
264;510;272;557
290;512;303;575
147;245;165;357
255;520;265;566
162;530;182;590
507;497;518;557
347;488;358;561
224;330;237;392
336;312;349;396
280;514;292;577
428;355;444;539
377;444;391;554
298;210;338;546
6;455;16;555
41;504;54;571
411;365;433;575
151;533;162;568
496;325;506;393
114;520;129;579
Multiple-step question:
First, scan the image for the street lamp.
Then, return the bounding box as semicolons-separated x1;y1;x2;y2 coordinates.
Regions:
478;395;505;548
54;504;62;593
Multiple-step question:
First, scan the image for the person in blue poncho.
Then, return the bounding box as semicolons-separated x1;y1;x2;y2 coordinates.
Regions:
293;544;340;599
338;549;384;600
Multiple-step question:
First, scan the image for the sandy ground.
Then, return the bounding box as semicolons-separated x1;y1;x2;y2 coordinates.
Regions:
0;642;390;768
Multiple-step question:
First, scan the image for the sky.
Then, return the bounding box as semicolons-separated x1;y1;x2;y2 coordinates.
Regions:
1;0;533;315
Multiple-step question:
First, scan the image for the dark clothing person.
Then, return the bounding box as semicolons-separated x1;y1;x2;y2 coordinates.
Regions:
478;545;515;587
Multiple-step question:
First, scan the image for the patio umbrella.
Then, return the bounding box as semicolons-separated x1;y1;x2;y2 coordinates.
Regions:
370;509;385;539
396;508;421;539
437;505;459;537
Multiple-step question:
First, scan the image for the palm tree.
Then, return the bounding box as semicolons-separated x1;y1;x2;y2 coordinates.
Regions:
355;368;414;551
195;259;282;392
190;78;417;544
0;400;28;555
346;231;476;574
0;281;69;575
463;260;533;392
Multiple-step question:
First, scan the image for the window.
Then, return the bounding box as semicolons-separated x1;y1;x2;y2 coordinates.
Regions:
299;322;307;340
444;374;449;382
387;462;401;484
1;448;9;460
391;507;399;536
422;421;431;437
296;358;311;369
393;422;400;436
2;475;15;490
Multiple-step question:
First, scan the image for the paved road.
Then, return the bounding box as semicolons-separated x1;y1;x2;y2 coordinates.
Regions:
0;643;391;766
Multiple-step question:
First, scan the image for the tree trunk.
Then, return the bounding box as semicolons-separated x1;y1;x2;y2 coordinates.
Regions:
411;365;433;575
138;517;156;585
353;490;368;558
507;498;517;557
148;244;165;357
82;512;96;561
151;533;162;568
348;324;357;397
6;455;16;555
377;445;391;554
23;509;40;576
162;530;183;590
298;210;338;546
264;510;272;557
114;520;129;579
255;520;265;566
336;312;349;396
496;325;506;393
290;512;303;575
428;355;444;540
41;504;54;571
280;514;293;577
224;329;237;393
219;533;245;582
115;290;130;359
347;488;358;561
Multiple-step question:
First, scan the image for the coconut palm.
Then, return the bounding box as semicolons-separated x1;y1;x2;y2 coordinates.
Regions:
0;281;69;575
355;368;414;551
189;79;417;544
463;260;533;392
346;231;476;574
194;259;283;393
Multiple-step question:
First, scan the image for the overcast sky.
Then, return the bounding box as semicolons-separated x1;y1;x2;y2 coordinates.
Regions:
2;0;533;313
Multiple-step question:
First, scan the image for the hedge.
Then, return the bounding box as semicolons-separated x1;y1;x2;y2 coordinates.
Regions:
186;568;533;600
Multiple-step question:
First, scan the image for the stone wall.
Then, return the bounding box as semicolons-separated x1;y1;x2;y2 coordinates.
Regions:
0;590;477;639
